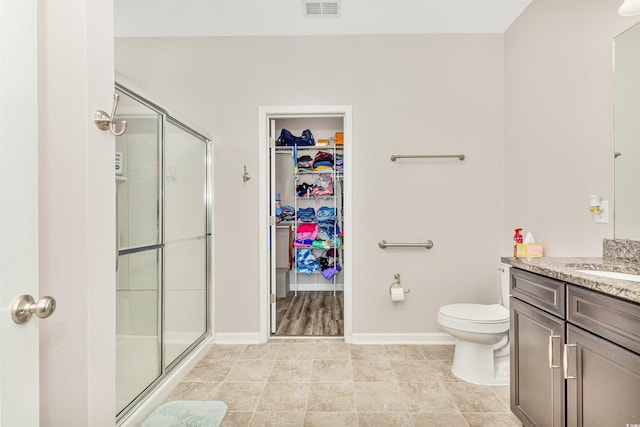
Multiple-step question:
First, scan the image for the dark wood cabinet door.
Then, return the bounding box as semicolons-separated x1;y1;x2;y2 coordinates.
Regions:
566;325;640;427
511;296;566;427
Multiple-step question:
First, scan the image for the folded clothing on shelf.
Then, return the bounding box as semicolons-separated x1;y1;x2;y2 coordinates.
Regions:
296;223;318;241
317;248;342;280
312;174;333;196
297;155;314;172
317;206;337;222
319;220;340;236
313;151;334;173
296;182;313;197
279;205;295;222
297;207;316;222
296;248;319;275
321;265;342;280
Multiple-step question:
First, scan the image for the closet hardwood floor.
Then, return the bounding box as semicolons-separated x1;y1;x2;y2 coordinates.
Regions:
274;291;344;337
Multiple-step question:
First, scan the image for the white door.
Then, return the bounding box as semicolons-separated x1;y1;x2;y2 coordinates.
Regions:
0;0;41;425
2;1;116;425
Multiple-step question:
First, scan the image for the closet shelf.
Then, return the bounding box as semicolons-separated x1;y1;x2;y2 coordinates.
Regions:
276;146;343;153
296;195;335;200
295;269;343;276
294;244;340;249
297;171;344;176
278;220;332;225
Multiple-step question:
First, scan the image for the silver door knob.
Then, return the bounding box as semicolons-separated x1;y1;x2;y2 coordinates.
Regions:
11;295;57;325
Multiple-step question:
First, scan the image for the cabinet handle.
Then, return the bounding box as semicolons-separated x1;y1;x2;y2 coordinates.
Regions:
548;335;561;369
563;343;577;380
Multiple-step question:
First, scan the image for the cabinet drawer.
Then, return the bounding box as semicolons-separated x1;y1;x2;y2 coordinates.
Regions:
511;269;565;318
567;285;640;354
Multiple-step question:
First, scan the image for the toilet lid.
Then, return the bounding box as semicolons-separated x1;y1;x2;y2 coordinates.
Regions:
439;303;509;324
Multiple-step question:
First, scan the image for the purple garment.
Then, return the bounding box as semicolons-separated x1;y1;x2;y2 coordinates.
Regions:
321;265;342;280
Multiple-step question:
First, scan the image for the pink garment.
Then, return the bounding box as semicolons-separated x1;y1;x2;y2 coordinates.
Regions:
312;174;333;196
296;223;319;240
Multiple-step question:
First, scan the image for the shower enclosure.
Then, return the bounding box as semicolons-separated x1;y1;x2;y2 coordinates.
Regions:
114;84;212;421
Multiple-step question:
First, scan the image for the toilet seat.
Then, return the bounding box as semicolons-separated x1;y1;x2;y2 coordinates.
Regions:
437;303;509;334
440;303;509;323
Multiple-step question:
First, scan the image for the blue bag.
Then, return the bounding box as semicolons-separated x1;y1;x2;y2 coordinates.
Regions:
276;129;315;146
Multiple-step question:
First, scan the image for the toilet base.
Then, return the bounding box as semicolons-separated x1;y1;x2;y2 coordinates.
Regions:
450;340;509;385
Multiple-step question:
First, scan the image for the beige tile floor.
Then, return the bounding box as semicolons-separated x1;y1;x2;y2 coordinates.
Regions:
163;340;523;427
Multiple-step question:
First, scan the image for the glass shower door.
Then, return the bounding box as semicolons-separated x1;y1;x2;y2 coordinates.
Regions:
114;85;211;421
115;91;162;416
164;120;208;367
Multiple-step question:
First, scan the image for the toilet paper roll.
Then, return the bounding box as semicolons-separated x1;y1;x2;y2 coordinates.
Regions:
391;287;405;302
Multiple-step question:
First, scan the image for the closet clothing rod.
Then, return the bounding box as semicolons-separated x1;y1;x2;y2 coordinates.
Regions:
390;154;465;161
378;240;433;249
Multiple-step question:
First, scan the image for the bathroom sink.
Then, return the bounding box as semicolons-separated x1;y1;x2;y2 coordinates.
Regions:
576;270;640;282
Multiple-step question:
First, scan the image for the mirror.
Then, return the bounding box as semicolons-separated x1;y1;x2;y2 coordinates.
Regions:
614;22;640;240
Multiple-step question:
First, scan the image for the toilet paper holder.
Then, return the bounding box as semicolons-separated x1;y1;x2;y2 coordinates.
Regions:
389;273;411;294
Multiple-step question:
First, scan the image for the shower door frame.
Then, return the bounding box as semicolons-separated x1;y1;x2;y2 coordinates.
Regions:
115;82;213;423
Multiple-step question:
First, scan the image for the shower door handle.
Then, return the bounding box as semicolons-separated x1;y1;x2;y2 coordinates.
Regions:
11;295;57;324
116;184;119;272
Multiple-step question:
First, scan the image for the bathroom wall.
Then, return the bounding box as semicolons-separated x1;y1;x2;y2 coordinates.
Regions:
116;34;506;335
504;0;640;256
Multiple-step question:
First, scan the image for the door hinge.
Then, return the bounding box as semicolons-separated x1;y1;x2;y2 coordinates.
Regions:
269;137;275;148
269;216;276;226
270;293;276;304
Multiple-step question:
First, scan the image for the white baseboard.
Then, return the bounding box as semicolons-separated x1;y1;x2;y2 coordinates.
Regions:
212;332;455;345
350;332;456;345
214;332;264;344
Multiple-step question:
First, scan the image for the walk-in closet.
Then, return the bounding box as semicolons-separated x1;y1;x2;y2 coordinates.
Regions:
268;116;347;337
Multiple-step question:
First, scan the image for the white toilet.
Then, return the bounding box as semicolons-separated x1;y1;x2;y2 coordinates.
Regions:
437;263;512;385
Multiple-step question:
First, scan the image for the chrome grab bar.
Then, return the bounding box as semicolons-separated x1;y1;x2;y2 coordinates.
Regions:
390;154;465;161
378;240;433;249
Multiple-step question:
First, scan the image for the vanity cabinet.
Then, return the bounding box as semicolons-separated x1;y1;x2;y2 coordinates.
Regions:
510;268;640;427
510;269;566;427
565;285;640;427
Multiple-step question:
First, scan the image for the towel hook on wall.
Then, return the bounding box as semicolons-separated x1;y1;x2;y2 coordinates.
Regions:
94;93;128;136
243;165;252;182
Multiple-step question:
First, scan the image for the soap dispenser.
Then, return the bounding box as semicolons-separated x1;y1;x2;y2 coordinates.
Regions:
513;228;523;257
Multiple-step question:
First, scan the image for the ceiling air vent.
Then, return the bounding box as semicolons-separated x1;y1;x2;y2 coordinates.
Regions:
302;0;341;18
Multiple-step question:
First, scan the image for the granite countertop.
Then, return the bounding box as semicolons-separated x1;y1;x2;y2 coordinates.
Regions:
500;256;640;304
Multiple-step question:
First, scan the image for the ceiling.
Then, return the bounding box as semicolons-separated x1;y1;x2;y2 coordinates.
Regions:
114;0;533;38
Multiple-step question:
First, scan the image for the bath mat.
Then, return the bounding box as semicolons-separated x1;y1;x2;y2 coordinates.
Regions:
141;400;227;427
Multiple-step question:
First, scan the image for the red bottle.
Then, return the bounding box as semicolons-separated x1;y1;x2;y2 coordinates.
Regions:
513;228;523;257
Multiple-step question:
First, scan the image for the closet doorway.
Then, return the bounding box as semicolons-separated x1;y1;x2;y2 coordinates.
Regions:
259;106;352;341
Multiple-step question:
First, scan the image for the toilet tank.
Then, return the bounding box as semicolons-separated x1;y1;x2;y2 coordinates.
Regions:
499;263;512;308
